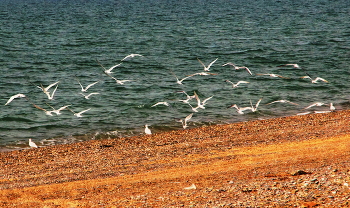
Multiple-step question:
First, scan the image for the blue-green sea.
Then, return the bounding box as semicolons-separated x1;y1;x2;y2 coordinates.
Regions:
1;0;350;151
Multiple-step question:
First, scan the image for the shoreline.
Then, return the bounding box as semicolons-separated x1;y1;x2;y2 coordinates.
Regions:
0;109;343;152
1;110;350;206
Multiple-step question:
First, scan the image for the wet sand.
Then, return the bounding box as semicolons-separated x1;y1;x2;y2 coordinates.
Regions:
1;110;350;207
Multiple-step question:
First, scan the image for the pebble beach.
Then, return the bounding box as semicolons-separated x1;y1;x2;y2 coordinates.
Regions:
1;110;350;207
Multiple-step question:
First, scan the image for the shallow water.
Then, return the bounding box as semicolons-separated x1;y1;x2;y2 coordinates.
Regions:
1;0;350;150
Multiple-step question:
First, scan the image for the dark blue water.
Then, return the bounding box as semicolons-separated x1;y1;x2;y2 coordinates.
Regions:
1;0;350;150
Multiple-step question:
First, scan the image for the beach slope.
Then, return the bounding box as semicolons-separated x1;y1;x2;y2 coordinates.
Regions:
1;111;350;207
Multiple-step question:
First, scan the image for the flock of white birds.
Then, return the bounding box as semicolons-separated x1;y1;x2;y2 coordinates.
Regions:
4;54;333;148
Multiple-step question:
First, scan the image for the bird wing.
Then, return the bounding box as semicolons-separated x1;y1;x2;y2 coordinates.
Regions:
45;81;60;91
243;67;253;75
202;96;213;104
185;113;193;122
85;81;100;90
207;58;218;68
222;62;235;67
197;58;206;68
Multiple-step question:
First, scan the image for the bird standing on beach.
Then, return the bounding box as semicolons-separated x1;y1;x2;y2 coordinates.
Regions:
29;139;38;148
145;125;152;134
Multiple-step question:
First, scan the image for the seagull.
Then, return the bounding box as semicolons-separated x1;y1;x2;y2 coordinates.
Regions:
29;139;38;148
145;124;152;134
250;98;263;112
44;84;58;100
68;108;91;117
77;80;100;92
266;100;299;106
4;94;27;105
79;92;100;99
329;103;335;111
277;64;301;69
300;76;328;83
176;91;196;103
36;81;60;94
45;103;71;115
222;62;253;75
103;71;133;85
197;58;218;71
187;103;199;112
256;73;289;79
225;80;249;88
30;103;54;116
193;91;213;109
304;102;325;109
151;102;169;107
192;72;218;76
96;59;122;74
121;54;143;61
170;71;195;85
178;113;193;129
184;184;196;190
228;104;253;114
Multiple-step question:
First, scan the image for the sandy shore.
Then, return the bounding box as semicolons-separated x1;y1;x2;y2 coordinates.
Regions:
1;110;350;207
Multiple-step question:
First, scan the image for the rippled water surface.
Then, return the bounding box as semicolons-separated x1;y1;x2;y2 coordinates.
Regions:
1;0;350;150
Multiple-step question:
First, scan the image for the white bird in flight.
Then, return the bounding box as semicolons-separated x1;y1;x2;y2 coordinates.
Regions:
177;91;195;103
145;124;152;134
121;54;143;61
178;113;193;129
250;98;263;112
4;93;27;105
277;64;301;69
257;73;289;79
36;81;60;94
197;58;218;71
304;102;325;109
228;104;253;114
30;103;54;116
266;100;299;106
170;71;195;85
77;80;100;92
225;80;249;88
46;103;71;115
193;91;213;109
151;102;169;107
29;139;38;148
301;76;328;83
68;108;91;117
44;84;59;100
80;92;100;99
222;62;253;75
96;58;122;74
